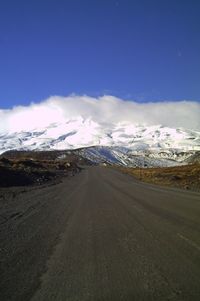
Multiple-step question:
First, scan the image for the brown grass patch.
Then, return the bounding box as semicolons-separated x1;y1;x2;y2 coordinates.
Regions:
119;164;200;192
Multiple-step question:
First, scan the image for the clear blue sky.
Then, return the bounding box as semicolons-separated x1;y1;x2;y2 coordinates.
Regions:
0;0;200;108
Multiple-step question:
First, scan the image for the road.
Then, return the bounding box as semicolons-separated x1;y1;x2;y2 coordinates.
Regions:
0;166;200;301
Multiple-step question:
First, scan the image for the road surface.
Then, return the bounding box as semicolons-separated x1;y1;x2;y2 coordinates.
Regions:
0;167;200;300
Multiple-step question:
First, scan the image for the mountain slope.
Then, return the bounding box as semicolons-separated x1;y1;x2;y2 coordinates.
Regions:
0;118;200;167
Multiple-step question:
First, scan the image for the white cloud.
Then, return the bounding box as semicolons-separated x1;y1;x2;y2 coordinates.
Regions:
0;95;200;133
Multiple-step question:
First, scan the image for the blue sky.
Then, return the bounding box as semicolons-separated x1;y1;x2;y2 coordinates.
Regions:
0;0;200;109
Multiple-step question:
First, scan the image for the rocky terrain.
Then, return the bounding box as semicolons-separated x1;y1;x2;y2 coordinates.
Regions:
0;155;81;187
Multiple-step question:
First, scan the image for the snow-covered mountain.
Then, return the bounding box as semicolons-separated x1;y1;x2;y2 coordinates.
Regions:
0;117;200;167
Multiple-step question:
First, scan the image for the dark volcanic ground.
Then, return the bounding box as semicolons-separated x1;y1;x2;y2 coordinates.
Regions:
0;156;81;187
0;167;200;301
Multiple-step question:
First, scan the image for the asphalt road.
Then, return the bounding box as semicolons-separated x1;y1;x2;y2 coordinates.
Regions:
0;167;200;301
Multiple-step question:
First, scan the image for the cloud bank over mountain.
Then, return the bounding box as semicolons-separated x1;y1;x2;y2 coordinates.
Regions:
0;95;200;133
